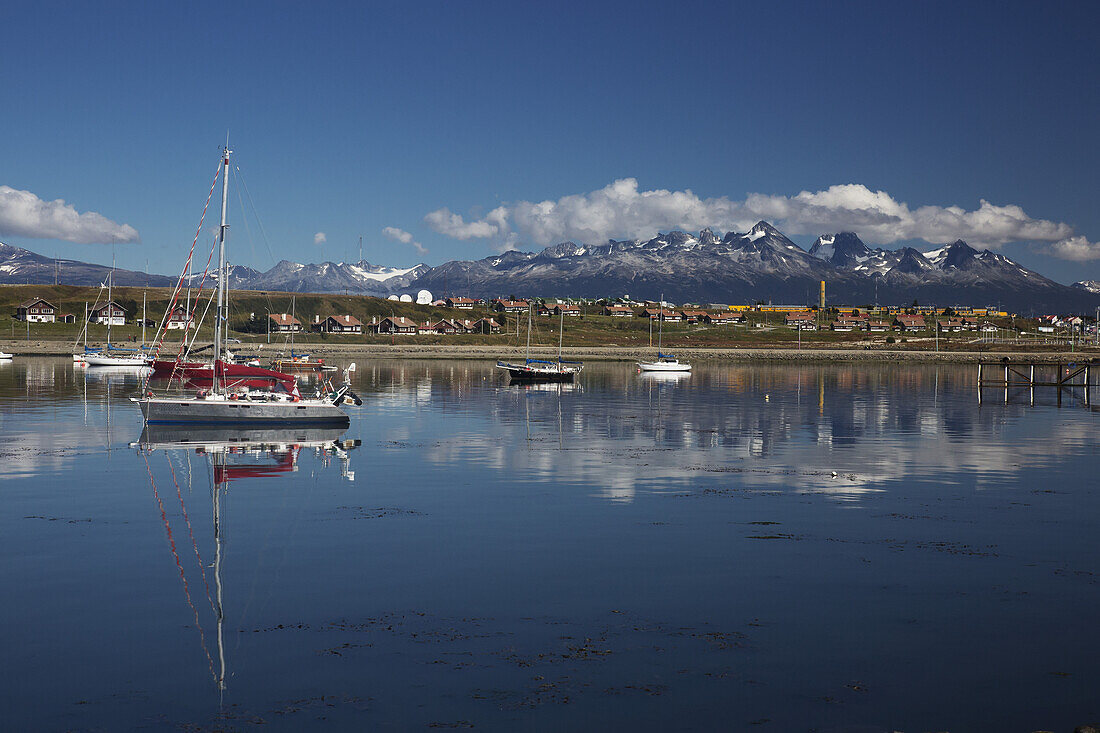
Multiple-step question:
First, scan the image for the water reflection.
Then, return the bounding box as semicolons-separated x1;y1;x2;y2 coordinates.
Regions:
129;425;359;705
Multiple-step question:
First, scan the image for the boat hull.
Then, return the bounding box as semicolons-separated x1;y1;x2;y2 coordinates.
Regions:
83;354;152;367
637;360;692;372
496;362;580;383
137;397;349;425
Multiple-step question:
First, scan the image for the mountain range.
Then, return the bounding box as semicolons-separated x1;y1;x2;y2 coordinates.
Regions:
3;222;1099;313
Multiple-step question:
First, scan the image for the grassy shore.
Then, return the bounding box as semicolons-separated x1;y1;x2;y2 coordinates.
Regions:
3;283;1095;362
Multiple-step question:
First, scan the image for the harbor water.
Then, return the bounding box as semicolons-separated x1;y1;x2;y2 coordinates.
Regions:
1;357;1097;731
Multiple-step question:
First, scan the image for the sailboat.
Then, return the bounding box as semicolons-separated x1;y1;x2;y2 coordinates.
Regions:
83;262;152;367
637;297;691;372
135;146;358;425
496;305;583;382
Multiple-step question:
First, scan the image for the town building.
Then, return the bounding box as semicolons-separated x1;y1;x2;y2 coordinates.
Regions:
313;314;363;334
165;306;194;330
268;313;303;332
17;297;56;323
89;300;127;326
372;316;417;335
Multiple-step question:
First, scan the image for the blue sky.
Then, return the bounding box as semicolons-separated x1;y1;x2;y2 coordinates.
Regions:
2;0;1098;283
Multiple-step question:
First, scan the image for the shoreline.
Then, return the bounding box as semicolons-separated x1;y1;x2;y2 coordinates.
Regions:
6;339;1098;364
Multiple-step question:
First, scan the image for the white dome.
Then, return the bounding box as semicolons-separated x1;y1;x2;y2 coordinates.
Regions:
416;289;433;305
399;294;413;303
387;295;400;301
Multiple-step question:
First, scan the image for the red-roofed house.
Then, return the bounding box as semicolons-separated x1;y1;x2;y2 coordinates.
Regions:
17;297;56;323
492;299;529;313
372;316;417;334
269;313;303;332
315;314;363;334
894;315;926;331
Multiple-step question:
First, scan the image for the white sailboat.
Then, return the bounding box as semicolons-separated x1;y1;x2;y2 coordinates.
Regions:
135;146;357;425
83;258;152;367
637;296;691;372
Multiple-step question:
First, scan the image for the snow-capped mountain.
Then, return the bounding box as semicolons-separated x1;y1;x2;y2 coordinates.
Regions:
4;228;1098;311
0;241;427;295
1072;280;1100;295
240;260;430;295
0;241;175;286
408;224;1099;312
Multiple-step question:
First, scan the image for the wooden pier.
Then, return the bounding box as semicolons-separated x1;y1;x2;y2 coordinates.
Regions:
977;359;1097;406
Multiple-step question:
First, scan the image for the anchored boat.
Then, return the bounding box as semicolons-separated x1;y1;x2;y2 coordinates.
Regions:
135;145;359;425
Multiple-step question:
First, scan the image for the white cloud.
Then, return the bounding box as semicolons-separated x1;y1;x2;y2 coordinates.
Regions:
1043;236;1100;261
423;207;501;239
422;179;1093;259
382;226;427;255
313;232;327;245
0;185;139;244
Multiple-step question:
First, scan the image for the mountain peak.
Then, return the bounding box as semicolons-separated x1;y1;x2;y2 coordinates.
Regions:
809;231;870;266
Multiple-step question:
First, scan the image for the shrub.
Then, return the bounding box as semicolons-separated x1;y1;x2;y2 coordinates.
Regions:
885;335;896;344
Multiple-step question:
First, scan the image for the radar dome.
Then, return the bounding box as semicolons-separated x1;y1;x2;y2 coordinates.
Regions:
399;294;413;303
416;289;433;305
387;295;400;301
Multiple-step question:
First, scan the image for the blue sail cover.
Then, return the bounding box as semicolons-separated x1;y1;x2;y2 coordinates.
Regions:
658;352;675;358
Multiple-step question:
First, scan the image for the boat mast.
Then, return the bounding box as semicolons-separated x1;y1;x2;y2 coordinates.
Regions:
557;308;564;365
657;293;664;355
525;304;532;362
213;146;232;392
107;253;114;347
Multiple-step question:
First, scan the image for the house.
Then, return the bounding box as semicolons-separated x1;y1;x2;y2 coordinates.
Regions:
980;322;998;333
89;300;127;326
446;297;477;309
471;317;501;334
830;320;855;332
893;315;926;332
451;319;474;334
269;313;303;332
17;297;56;323
492;299;529;313
784;312;817;330
865;320;890;332
553;304;581;317
314;314;363;334
638;308;682;322
58;313;77;324
165;306;194;330
420;318;458;335
936;319;962;333
679;309;708;324
536;304;554;317
602;305;634;317
703;312;744;325
372;316;417;335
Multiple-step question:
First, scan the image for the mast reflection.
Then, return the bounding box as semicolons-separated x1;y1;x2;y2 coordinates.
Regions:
131;425;360;703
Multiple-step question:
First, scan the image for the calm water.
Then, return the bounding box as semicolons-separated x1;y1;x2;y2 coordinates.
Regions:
1;357;1097;732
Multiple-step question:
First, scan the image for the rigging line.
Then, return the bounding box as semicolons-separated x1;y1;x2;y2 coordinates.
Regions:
233;163;280;316
142;451;218;685
165;451;217;616
143;158;222;387
166;236;220;389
